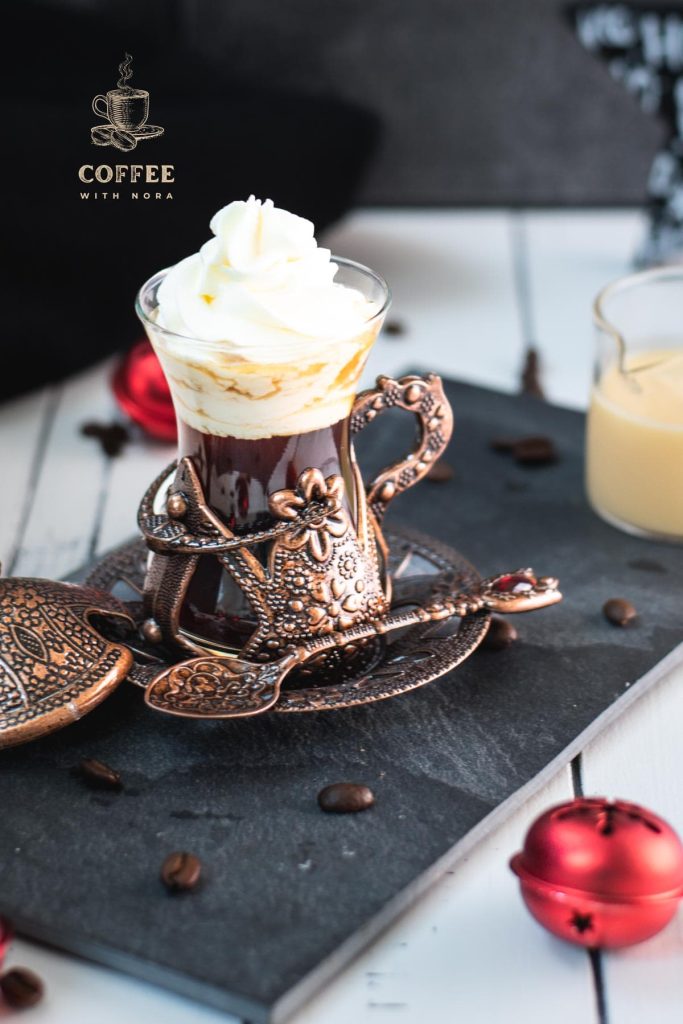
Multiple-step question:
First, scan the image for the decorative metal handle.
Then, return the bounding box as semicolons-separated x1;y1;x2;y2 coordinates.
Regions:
350;373;453;521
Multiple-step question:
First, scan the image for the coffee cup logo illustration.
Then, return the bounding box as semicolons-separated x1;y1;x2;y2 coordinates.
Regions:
91;54;164;152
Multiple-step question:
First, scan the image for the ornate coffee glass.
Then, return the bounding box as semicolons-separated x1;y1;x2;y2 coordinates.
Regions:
587;266;683;542
136;259;454;658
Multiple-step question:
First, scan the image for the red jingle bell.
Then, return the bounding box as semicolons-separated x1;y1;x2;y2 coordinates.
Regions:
112;339;177;442
511;797;683;948
0;917;13;966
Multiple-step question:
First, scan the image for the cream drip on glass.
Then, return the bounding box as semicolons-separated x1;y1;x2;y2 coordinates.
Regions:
148;196;379;439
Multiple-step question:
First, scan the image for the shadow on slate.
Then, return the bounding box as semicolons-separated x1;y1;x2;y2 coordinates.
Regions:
1;378;682;1023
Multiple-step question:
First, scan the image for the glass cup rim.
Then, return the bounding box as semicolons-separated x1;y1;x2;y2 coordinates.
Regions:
593;265;683;373
593;264;683;336
135;255;392;346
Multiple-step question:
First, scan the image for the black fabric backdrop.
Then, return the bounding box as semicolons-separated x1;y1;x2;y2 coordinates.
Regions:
2;3;380;401
40;0;683;205
7;0;683;398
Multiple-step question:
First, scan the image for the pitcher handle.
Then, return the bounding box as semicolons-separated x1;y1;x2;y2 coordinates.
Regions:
350;373;453;522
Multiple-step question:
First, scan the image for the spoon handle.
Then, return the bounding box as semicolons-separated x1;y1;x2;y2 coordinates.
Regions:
144;569;561;719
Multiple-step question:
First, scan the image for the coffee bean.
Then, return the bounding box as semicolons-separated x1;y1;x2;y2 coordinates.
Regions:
603;598;637;627
0;968;44;1009
318;782;374;813
483;615;518;650
490;436;518;453
110;128;137;152
426;460;454;483
628;558;666;574
79;758;122;791
383;319;406;337
80;421;130;458
78;758;121;790
491;435;557;465
512;436;557;466
520;346;545;399
160;851;202;892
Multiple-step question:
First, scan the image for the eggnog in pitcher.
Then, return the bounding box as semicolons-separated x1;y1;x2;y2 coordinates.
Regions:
586;348;683;541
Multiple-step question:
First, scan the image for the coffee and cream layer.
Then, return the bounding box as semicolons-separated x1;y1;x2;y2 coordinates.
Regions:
148;196;379;438
149;322;379;438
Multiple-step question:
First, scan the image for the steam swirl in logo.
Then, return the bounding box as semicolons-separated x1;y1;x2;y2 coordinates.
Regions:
117;53;134;93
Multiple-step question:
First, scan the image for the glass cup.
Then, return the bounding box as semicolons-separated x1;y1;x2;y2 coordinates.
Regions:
586;267;683;543
136;258;391;651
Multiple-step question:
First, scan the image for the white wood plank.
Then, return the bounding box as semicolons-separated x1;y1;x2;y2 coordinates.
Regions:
11;361;118;580
324;210;525;394
581;659;683;1024
291;768;595;1024
96;431;174;556
523;210;645;410
5;938;238;1024
0;387;55;573
5;208;676;1024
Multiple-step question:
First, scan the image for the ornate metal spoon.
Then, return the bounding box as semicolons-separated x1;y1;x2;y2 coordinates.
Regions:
144;570;561;720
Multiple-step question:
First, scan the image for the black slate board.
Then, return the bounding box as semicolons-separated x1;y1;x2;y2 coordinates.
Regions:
2;378;683;1023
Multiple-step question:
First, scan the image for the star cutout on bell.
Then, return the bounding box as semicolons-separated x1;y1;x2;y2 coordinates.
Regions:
569;3;683;265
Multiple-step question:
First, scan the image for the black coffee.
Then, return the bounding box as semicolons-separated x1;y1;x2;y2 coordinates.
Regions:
177;418;357;651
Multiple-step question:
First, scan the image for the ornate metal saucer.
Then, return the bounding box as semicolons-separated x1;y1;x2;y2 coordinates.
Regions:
0;373;561;742
84;529;557;714
81;373;560;721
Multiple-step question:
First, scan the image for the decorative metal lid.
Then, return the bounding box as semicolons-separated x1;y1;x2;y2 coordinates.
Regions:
0;578;134;749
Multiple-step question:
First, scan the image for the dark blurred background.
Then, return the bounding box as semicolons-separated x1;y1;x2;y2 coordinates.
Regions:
4;0;680;399
36;0;674;204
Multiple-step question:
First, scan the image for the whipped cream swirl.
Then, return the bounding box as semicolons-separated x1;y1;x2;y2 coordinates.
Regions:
157;197;370;355
146;197;382;438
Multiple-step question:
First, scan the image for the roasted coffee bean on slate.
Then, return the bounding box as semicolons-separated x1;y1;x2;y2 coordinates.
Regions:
490;435;557;465
512;436;557;466
483;615;518;650
383;319;406;336
490;436;518;453
520;346;545;399
318;782;375;813
603;598;637;627
0;968;45;1009
161;851;202;892
79;758;122;790
426;460;454;483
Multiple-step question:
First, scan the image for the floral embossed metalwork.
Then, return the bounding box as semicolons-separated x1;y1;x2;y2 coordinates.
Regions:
137;457;390;662
145;657;291;718
0;579;133;748
269;470;349;564
265;468;387;643
88;527;485;709
89;526;562;717
89;369;564;717
143;553;561;719
136;373;454;659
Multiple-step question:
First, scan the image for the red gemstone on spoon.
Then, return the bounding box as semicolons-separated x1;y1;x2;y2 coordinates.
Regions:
496;573;536;594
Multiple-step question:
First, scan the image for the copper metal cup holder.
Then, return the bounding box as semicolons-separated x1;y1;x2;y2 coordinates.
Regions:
0;373;562;743
85;373;561;720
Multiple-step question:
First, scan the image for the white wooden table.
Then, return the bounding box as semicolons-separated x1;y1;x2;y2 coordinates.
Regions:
2;210;682;1024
